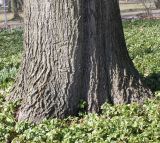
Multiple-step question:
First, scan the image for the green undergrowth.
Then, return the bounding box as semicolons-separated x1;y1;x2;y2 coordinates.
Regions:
124;19;160;91
0;29;23;90
0;93;160;143
124;20;160;75
0;20;160;142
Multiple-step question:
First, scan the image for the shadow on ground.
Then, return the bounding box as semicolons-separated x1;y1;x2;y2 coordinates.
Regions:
144;72;160;92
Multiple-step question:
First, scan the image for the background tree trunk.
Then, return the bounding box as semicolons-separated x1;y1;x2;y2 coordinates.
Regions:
17;0;24;12
155;0;160;9
8;0;12;13
11;0;20;19
8;0;152;123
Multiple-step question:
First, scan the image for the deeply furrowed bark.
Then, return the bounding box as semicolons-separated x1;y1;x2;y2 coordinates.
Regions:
8;0;152;123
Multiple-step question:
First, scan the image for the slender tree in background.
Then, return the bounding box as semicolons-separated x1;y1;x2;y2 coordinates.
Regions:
8;0;12;12
8;0;23;13
8;0;152;123
11;0;19;19
155;0;160;8
17;0;23;11
11;0;23;19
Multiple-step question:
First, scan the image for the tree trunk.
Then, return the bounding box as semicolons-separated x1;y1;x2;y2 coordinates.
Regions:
17;0;24;12
8;0;12;13
155;0;160;9
8;0;152;123
11;0;20;19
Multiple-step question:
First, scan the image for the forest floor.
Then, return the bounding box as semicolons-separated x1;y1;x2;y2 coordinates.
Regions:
0;12;23;30
0;20;23;30
119;1;160;19
120;1;155;12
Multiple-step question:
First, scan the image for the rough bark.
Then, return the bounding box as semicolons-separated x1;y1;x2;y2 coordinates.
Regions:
8;0;152;123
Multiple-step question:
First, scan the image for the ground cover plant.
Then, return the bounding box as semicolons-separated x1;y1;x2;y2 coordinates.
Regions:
124;20;160;91
0;19;160;143
0;29;23;90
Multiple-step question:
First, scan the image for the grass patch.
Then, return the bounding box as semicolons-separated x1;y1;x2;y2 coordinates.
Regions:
0;29;23;90
124;19;160;91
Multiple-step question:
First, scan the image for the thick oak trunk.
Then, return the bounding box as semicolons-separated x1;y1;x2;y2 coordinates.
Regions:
8;0;152;123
